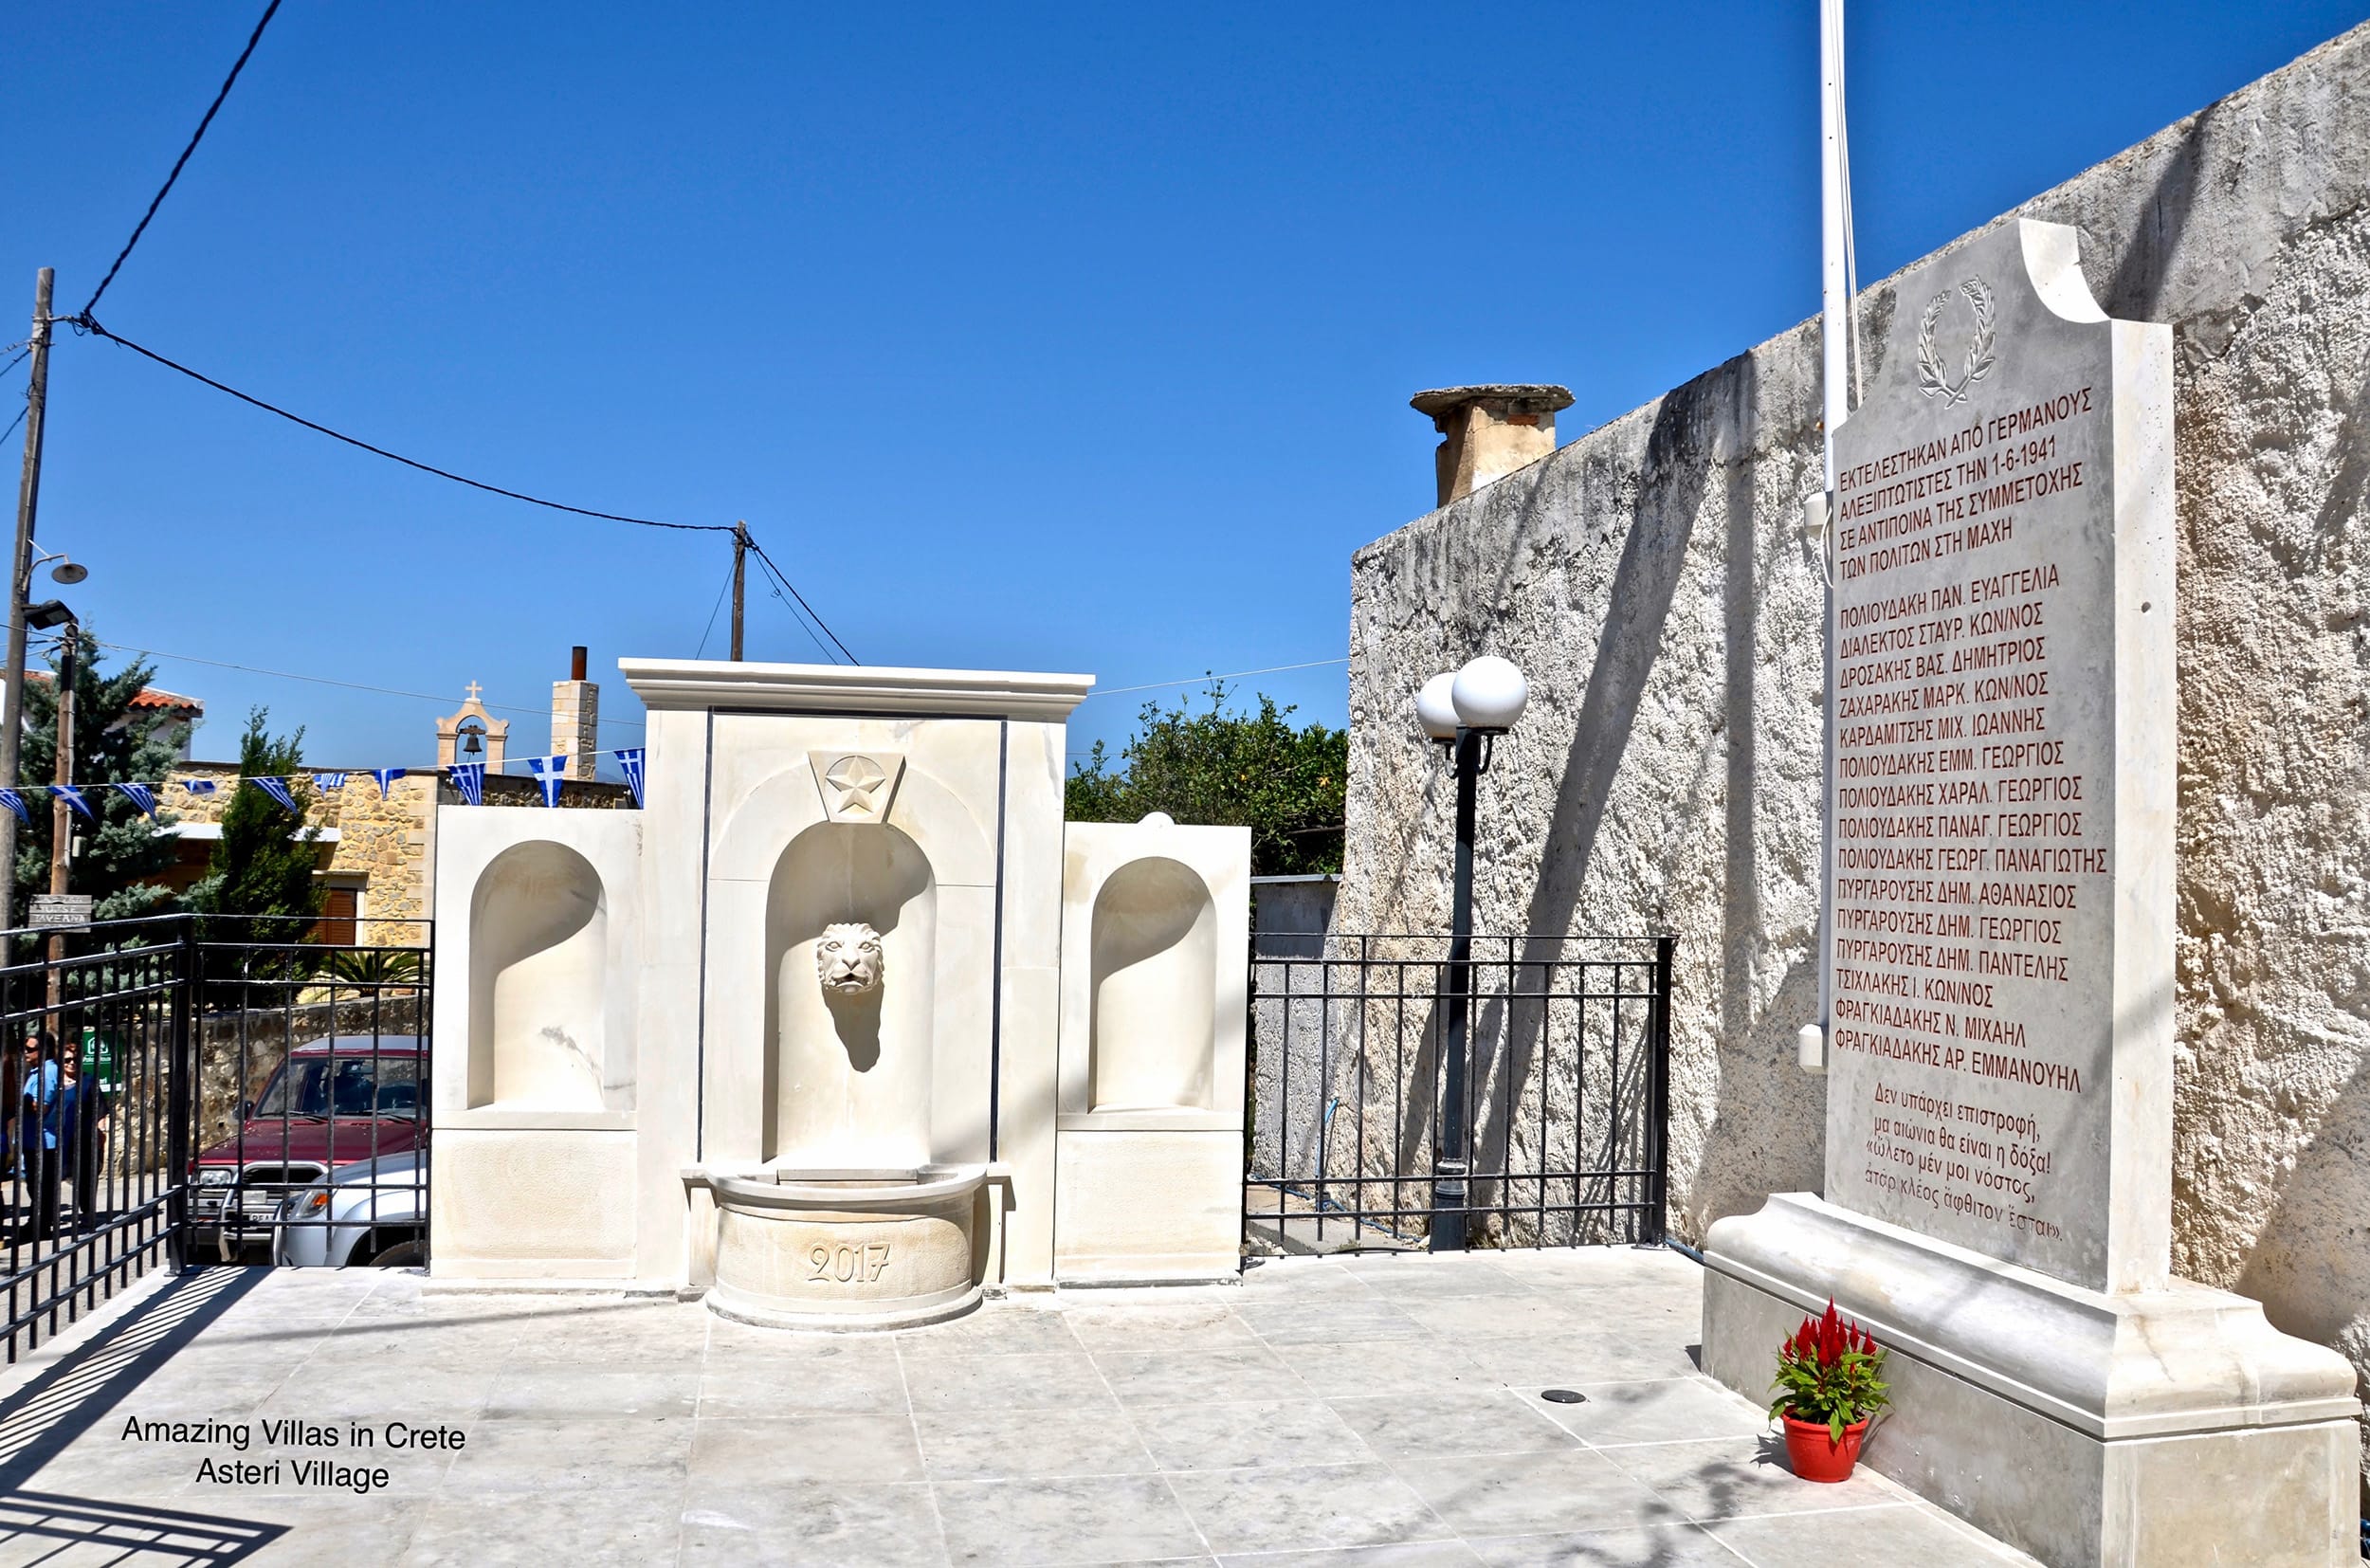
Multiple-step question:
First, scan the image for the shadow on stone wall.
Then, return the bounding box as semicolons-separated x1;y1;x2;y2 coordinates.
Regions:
1466;376;1709;1233
2238;1054;2370;1501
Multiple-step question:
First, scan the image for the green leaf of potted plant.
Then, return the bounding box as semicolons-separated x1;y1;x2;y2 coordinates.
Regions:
1767;1298;1890;1482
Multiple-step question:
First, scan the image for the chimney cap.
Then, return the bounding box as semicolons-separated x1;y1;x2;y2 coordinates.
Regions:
1410;384;1574;425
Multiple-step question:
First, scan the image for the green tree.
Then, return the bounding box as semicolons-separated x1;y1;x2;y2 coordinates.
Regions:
11;629;187;921
1065;683;1347;876
184;709;321;947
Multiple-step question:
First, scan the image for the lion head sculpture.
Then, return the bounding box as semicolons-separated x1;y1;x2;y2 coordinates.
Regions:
815;922;884;996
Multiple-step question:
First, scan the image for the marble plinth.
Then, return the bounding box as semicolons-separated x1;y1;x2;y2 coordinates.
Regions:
697;1165;988;1331
1703;1194;2361;1566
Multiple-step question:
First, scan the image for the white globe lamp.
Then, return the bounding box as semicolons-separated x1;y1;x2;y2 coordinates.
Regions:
1415;672;1461;740
1450;656;1528;733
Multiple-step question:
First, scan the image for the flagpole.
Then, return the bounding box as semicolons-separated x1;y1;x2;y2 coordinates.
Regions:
1813;0;1853;1069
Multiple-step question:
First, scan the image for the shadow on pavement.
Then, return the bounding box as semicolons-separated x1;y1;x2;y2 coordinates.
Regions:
0;1267;286;1563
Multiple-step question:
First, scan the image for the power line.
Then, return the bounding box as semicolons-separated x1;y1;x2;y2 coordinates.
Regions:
72;317;735;534
693;556;737;659
82;0;284;319
748;540;860;663
0;348;27;379
84;636;646;733
1081;657;1349;701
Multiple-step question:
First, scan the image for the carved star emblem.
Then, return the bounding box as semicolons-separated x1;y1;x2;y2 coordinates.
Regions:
825;755;888;816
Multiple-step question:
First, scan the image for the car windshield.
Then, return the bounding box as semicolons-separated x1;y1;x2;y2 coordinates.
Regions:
252;1055;422;1120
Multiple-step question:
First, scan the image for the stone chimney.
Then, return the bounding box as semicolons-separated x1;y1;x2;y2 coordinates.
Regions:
1411;384;1575;507
552;646;599;780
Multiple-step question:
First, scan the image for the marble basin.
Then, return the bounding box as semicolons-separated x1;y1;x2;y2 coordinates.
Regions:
703;1164;989;1331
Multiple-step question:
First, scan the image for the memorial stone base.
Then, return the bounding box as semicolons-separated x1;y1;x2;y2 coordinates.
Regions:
1703;1195;2361;1568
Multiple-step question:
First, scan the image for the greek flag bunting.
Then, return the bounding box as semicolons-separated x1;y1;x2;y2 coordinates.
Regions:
52;784;91;820
447;761;485;806
253;775;301;814
370;767;407;799
181;778;216;797
526;755;568;808
616;747;647;809
313;772;348;791
0;790;26;826
118;782;157;819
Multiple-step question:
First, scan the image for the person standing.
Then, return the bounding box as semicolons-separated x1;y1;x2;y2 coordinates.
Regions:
56;1046;108;1231
19;1032;62;1238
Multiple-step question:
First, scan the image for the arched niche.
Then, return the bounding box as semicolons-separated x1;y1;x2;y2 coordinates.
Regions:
467;841;608;1111
1088;857;1217;1111
763;822;938;1167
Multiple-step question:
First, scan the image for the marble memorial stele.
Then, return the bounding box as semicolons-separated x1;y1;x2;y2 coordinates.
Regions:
1701;220;2360;1568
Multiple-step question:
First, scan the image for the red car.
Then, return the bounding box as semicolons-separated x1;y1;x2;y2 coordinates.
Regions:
192;1036;425;1254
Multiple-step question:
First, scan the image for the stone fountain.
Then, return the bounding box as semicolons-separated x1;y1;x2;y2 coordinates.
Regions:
424;661;1249;1326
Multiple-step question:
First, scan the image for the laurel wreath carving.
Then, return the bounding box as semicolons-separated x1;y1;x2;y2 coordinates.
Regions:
1916;277;1997;405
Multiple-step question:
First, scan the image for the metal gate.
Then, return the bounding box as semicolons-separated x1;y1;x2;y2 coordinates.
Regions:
0;913;432;1360
1246;933;1672;1255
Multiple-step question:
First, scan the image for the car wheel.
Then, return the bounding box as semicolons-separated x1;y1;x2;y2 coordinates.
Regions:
367;1239;427;1267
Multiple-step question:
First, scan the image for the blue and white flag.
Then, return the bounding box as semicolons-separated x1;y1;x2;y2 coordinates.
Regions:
252;775;301;814
0;790;27;826
370;767;407;799
525;755;568;808
181;778;216;797
118;781;157;818
447;762;485;806
616;747;647;809
313;772;348;791
51;784;91;820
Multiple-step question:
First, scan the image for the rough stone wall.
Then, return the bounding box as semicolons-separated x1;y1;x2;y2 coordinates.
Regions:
1339;22;2370;1477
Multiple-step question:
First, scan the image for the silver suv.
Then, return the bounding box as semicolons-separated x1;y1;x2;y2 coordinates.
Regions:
270;1147;426;1267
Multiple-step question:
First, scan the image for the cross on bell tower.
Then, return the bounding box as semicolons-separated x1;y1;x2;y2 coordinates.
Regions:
436;682;509;769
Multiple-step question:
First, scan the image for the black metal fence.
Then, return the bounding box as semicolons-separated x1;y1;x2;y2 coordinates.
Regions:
1246;933;1673;1254
0;913;432;1360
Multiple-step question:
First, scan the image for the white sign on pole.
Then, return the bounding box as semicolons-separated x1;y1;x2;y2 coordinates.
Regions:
27;893;95;928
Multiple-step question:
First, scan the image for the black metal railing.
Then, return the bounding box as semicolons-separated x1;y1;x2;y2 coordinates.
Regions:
0;912;431;1360
1246;932;1673;1255
191;920;431;1274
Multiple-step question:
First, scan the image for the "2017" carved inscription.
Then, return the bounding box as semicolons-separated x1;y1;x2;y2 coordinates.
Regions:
807;1242;891;1283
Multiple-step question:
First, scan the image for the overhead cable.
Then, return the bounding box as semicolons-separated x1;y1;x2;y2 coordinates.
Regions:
85;636;646;732
81;0;285;319
1082;657;1349;700
749;540;860;663
71;317;736;534
692;556;737;659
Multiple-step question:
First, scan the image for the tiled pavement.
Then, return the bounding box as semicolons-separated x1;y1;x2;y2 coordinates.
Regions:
0;1248;2038;1566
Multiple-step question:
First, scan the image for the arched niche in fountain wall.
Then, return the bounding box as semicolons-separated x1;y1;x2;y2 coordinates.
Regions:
466;840;610;1112
1088;856;1217;1112
762;822;939;1167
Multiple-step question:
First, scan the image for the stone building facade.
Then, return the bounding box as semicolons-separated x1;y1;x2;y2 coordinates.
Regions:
159;765;631;946
1334;23;2370;1491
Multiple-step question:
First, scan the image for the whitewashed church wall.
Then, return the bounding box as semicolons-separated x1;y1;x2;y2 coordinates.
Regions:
1338;21;2370;1473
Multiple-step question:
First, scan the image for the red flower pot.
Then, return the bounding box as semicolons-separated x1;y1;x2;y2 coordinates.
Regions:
1780;1413;1869;1483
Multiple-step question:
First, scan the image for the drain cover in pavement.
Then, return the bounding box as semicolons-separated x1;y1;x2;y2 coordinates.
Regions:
1540;1389;1586;1404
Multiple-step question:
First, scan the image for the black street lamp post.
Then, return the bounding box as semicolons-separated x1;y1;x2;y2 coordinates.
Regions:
1416;657;1527;1253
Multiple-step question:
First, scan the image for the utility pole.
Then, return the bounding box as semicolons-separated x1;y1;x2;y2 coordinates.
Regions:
45;619;74;1003
730;521;749;662
2;268;55;935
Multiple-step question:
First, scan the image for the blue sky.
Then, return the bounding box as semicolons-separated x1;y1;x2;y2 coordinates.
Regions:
3;3;2361;772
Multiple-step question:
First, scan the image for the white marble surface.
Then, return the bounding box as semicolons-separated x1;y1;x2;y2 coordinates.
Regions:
1705;1194;2361;1565
1823;219;2177;1294
620;657;1093;720
0;1248;2043;1566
